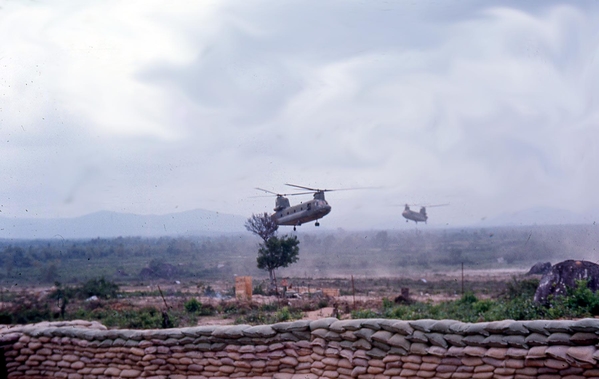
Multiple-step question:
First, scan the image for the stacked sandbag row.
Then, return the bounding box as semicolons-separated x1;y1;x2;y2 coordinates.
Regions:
3;318;599;379
306;317;599;379
1;320;316;379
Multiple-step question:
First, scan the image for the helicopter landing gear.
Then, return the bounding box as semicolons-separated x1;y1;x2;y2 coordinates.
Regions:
315;221;320;227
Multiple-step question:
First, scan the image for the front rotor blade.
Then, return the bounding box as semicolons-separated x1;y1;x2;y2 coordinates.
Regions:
285;183;318;191
255;187;280;196
285;183;380;193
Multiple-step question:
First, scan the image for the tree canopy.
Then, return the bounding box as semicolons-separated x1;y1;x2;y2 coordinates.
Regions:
257;235;300;274
245;213;278;242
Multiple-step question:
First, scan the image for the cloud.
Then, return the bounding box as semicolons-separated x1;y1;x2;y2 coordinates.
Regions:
0;1;598;228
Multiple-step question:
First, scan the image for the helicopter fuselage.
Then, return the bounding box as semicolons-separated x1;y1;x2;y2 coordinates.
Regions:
402;206;427;224
271;198;331;226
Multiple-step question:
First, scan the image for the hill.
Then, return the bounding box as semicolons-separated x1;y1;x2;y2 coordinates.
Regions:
0;209;247;239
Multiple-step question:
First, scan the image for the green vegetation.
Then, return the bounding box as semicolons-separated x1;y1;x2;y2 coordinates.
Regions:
77;307;177;329
234;305;303;325
352;278;599;322
0;225;597;328
4;275;599;328
245;213;300;293
256;235;300;291
0;278;180;328
0;224;592;285
184;298;202;313
184;298;215;316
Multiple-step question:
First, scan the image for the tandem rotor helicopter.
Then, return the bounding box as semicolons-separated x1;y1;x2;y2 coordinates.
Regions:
254;184;359;231
402;203;449;224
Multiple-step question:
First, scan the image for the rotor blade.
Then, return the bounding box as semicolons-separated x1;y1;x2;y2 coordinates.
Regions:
285;183;380;192
254;187;314;197
286;191;315;196
285;183;319;191
255;187;281;196
322;186;381;192
424;203;450;208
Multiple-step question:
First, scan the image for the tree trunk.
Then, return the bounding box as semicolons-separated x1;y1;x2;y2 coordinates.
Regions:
268;269;277;295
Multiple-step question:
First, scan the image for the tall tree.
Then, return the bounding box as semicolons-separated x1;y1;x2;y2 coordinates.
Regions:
245;213;278;242
256;235;300;294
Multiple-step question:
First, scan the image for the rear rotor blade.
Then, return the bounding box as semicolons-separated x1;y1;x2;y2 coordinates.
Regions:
425;203;450;208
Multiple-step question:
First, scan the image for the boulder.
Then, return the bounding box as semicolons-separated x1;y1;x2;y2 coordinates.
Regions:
527;262;551;275
534;260;599;304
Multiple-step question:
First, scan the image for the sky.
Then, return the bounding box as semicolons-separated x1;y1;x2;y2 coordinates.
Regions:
1;0;598;230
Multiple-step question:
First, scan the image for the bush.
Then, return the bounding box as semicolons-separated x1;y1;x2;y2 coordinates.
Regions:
252;283;266;296
78;277;119;299
504;277;539;300
99;307;176;329
351;279;550;322
276;306;291;322
317;298;329;309
547;279;599;319
351;309;381;319
184;298;202;313
234;305;303;325
203;285;217;297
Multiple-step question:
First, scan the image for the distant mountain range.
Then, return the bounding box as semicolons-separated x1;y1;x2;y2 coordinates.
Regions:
479;206;597;227
0;206;596;240
0;209;247;239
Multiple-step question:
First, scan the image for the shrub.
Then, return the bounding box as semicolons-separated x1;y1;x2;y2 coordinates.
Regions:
504;277;539;300
203;285;217;297
351;309;381;319
547;279;599;319
317;298;329;309
78;277;119;299
101;307;174;329
252;283;266;296
276;307;291;322
184;298;202;313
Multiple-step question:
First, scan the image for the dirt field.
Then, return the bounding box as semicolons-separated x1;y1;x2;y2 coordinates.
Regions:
0;268;533;327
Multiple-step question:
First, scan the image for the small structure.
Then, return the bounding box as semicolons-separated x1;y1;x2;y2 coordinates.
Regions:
235;276;252;301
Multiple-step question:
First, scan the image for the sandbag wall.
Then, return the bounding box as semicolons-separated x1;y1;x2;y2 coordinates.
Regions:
3;318;599;379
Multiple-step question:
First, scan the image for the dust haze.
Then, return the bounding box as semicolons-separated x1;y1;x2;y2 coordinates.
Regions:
0;224;597;288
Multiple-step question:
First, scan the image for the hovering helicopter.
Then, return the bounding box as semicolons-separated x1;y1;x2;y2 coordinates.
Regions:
255;184;340;231
402;203;449;224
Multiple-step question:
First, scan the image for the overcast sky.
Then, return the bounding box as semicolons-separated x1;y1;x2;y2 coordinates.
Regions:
1;0;598;230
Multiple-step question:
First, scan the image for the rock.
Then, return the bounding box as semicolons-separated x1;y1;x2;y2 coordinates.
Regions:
534;260;599;304
527;262;552;275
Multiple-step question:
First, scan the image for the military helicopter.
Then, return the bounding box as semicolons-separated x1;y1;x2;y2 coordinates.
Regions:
402;203;449;224
254;184;340;231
